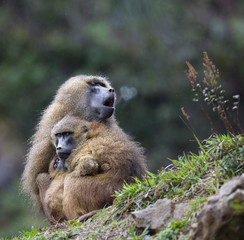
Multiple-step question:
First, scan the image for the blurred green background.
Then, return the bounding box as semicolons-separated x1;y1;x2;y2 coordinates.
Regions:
1;0;244;238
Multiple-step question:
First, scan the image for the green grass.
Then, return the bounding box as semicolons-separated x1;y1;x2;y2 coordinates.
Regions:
112;134;244;215
12;134;244;240
11;208;137;240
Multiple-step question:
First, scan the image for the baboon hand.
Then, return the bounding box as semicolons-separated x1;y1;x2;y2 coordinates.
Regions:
72;158;99;177
100;163;111;173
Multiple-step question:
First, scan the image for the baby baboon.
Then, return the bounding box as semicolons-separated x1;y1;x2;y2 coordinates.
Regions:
50;115;104;177
39;114;147;222
38;115;112;223
22;75;117;209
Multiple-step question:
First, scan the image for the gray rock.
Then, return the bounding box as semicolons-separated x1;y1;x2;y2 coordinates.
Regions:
173;202;190;220
131;199;189;231
192;173;244;240
218;174;244;197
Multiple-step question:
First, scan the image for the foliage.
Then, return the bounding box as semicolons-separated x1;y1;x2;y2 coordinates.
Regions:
21;227;39;238
156;219;188;240
1;1;244;171
11;133;244;239
0;181;46;239
112;134;244;215
12;209;136;240
110;133;244;239
185;52;243;135
126;226;150;240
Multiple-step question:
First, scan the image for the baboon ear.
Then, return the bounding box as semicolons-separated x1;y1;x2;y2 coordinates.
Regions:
82;125;89;133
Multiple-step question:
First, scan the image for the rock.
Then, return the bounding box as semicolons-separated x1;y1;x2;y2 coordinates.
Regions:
192;173;244;240
173;202;190;220
131;199;189;231
218;174;244;197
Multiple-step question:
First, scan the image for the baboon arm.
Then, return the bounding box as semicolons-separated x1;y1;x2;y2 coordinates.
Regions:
70;158;99;177
23;102;66;196
23;140;55;195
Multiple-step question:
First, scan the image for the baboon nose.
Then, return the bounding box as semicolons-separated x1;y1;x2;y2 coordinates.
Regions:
56;146;62;150
109;88;114;93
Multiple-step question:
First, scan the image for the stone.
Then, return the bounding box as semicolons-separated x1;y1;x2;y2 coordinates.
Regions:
218;174;244;197
173;202;190;220
192;173;244;240
131;199;189;231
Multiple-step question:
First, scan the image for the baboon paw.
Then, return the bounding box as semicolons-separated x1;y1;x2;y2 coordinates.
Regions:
77;159;99;176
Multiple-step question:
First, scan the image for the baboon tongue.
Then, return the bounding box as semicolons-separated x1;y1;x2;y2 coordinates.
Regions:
103;95;114;107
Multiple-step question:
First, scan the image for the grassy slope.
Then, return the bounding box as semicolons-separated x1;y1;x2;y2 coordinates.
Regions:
11;134;244;240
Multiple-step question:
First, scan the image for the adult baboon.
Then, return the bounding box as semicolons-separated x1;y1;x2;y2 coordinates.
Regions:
22;76;116;209
22;75;147;220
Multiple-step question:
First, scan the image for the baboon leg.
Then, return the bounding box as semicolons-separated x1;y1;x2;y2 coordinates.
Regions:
77;210;99;222
36;173;51;208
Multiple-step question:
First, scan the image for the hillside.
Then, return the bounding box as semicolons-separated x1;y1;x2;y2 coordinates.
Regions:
12;134;244;240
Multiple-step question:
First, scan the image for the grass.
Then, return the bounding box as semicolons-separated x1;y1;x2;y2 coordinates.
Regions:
112;134;244;217
11;208;137;240
11;134;244;239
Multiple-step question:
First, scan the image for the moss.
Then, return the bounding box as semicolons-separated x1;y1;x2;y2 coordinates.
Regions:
229;199;244;216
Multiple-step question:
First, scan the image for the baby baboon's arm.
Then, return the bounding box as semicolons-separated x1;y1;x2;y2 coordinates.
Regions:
70;158;99;177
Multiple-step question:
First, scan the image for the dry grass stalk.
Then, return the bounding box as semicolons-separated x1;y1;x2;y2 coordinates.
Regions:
184;52;243;135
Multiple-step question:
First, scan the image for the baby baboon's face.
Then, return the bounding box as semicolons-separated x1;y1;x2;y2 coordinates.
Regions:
55;132;74;160
53;158;67;172
54;123;89;160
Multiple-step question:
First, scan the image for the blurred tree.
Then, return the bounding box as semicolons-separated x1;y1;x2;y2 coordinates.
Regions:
0;0;244;236
0;0;244;168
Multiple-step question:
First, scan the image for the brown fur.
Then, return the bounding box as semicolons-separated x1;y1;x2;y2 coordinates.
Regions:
40;116;146;222
22;75;116;209
36;172;66;223
22;75;147;222
38;116;107;224
50;116;101;177
40;116;104;224
62;119;146;219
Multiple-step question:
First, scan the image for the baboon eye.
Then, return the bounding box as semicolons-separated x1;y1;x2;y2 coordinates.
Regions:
90;87;99;93
63;132;72;136
82;125;89;133
88;80;106;88
55;132;72;137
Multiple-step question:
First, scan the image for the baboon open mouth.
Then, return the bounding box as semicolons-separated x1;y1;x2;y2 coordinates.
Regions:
104;96;115;108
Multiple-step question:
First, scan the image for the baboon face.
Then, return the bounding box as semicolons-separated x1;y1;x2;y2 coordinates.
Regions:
56;76;116;121
53;158;67;172
52;117;89;160
55;132;75;160
86;80;115;120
